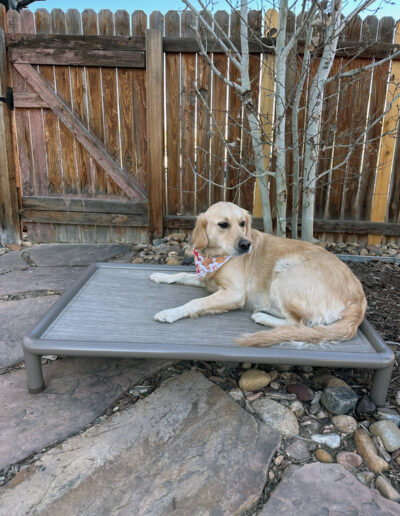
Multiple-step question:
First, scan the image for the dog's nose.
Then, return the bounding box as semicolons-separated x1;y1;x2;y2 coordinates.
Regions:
238;239;251;253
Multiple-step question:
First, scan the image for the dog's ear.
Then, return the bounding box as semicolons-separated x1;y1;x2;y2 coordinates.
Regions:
192;213;208;251
245;211;252;238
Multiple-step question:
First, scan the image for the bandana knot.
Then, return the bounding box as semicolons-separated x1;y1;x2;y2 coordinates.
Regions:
193;248;232;278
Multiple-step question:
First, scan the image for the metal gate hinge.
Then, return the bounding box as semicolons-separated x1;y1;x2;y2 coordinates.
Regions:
0;87;14;110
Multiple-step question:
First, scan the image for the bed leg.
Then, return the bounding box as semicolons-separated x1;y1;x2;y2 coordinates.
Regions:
24;351;45;394
370;365;393;407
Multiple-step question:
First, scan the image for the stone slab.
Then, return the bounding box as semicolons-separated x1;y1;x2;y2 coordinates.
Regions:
0;357;172;469
27;244;132;267
0;371;281;515
260;462;400;515
0;251;26;269
0;296;60;370
0;266;85;296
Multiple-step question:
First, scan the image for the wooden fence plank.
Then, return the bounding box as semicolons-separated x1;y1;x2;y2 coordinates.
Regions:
210;10;229;205
12;11;34;198
358;16;392;221
21;209;147;227
14;63;148;202
343;17;373;226
255;8;278;218
0;6;19;243
23;196;148;214
387;121;400;224
9;48;145;67
99;9;120;201
369;21;400;244
6;34;146;50
240;10;261;211
34;9;62;199
82;9;105;208
131;11;147;195
6;33;400;60
164;215;400;237
196;9;212;211
165;10;180;215
146;28;164;238
66;9;91;198
327;17;363;223
225;10;240;204
181;10;196;213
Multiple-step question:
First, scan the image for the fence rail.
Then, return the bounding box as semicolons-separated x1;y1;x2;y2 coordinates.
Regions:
0;7;399;245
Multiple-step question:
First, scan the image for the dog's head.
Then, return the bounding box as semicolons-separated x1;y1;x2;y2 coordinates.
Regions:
192;202;252;257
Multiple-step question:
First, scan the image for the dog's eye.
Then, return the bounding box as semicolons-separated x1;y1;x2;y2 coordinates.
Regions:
218;222;229;229
239;220;246;228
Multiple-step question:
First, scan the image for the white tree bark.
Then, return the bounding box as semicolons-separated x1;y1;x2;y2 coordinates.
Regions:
301;0;342;241
274;0;289;236
239;0;273;233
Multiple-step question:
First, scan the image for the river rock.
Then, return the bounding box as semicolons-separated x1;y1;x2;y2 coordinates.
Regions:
286;383;314;401
356;395;376;416
313;375;349;389
331;415;357;434
354;429;389;473
290;400;305;417
336;451;363;470
356;471;375;486
375;476;400;502
229;389;244;402
285;440;311;462
311;434;341;449
377;408;400;425
252;398;299;436
369;420;400;452
321;386;358;414
315;449;333;463
239;369;272;391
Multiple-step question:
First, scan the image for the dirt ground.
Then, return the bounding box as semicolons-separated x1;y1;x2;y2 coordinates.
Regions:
347;261;400;405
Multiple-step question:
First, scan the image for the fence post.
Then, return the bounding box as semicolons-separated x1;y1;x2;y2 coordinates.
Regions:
0;6;20;244
368;21;400;245
146;28;164;239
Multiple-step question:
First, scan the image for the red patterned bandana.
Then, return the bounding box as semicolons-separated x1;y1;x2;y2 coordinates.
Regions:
193;248;232;278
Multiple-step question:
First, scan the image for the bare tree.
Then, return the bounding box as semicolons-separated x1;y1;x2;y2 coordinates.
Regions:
182;0;400;240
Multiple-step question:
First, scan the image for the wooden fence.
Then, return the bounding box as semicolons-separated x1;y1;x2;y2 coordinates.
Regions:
0;7;399;245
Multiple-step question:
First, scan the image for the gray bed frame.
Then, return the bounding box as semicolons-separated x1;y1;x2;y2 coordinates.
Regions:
23;263;394;406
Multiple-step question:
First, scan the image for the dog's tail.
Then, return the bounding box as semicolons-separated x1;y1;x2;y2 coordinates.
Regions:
236;298;367;348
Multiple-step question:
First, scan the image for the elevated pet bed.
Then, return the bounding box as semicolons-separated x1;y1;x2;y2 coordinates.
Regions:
23;264;394;405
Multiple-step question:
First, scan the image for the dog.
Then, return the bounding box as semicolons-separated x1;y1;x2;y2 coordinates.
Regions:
150;202;367;347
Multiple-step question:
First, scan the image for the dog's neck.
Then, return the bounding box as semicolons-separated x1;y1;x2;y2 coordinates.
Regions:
193;248;232;278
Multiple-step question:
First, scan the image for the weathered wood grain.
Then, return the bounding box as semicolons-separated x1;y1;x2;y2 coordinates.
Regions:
369;21;400;244
210;11;229;205
164;215;400;236
22;196;148;214
9;48;145;67
146;28;164;238
181;10;196;213
21;209;147;227
13;63;148;201
0;6;20;243
165;10;180;215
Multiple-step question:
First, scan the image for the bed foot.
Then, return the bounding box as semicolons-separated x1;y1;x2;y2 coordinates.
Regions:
370;364;393;407
24;351;45;394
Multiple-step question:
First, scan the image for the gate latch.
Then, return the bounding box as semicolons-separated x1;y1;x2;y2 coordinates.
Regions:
0;87;14;111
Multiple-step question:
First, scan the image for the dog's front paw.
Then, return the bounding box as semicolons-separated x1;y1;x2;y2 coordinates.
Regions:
150;272;172;284
154;308;184;323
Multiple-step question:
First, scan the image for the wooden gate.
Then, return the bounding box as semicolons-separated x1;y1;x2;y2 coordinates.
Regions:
1;8;163;243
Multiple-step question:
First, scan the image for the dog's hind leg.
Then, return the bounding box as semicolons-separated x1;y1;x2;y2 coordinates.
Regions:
150;272;204;287
251;312;288;327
